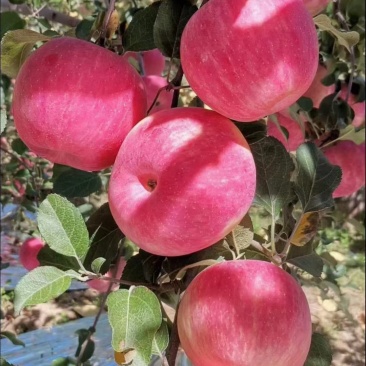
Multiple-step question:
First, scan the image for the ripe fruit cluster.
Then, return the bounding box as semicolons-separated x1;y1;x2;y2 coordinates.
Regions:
11;0;363;364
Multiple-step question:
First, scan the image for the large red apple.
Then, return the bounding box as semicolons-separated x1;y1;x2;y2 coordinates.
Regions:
123;49;165;76
108;107;256;257
339;86;365;128
177;260;312;366
12;37;147;172
142;75;173;114
303;0;330;15
323;141;365;198
267;112;306;151
87;257;126;293
302;64;334;108
19;237;45;271
180;0;319;122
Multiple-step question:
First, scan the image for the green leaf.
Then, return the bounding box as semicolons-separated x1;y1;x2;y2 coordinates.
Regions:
151;320;169;356
250;137;295;218
225;216;254;253
0;357;15;366
107;287;162;365
1;29;50;78
84;203;125;274
294;142;342;212
314;14;360;52
14;266;72;314
123;2;161;52
304;333;333;366
234;120;267;144
0;12;26;40
287;252;324;277
91;257;106;274
11;138;27;155
37;244;81;272
75;328;95;363
37;194;89;260
0;109;6;135
53;168;102;198
297;97;314;112
337;124;365;145
75;18;95;41
153;0;197;58
0;331;25;347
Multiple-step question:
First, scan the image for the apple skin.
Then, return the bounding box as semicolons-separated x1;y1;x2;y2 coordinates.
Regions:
339;86;365;128
302;64;334;108
12;37;147;172
177;260;312;366
108;107;256;257
142;75;173;114
180;0;319;122
123;49;165;76
303;0;330;15
19;237;45;271
323;141;365;198
267;112;306;151
87;257;126;293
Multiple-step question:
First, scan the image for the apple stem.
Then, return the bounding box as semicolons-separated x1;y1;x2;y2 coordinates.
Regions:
170;65;184;108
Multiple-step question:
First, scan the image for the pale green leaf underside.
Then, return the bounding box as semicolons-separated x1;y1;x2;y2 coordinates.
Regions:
151;320;169;356
37;194;89;260
14;266;72;314
0;109;7;134
1;29;50;78
107;286;162;366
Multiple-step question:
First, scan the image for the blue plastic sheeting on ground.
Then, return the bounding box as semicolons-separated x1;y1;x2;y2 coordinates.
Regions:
1;314;193;366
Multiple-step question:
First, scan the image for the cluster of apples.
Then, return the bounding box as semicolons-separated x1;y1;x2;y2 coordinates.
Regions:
13;0;360;364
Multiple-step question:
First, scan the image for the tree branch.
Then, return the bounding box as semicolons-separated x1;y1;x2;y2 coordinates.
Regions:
1;0;80;28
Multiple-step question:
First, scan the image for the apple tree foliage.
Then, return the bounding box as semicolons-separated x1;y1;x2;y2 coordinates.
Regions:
0;0;365;365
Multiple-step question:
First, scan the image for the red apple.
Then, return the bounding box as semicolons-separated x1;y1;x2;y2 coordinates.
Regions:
177;260;312;366
339;86;365;128
302;64;334;108
142;75;173;114
323;141;365;198
123;49;165;76
180;0;318;122
267;112;306;151
12;37;147;172
108;107;256;257
87;257;126;293
303;0;330;15
19;237;45;271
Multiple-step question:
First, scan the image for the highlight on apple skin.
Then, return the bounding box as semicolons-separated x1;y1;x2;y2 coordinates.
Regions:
142;75;174;114
177;260;312;366
323;141;365;198
302;64;334;108
19;237;45;271
87;257;127;293
267;112;306;151
303;0;330;15
123;49;166;76
180;0;319;122
12;37;147;172
108;107;256;257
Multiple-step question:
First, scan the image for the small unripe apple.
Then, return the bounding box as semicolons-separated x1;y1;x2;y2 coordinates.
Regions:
303;0;330;15
123;49;165;76
323;141;365;198
302;64;335;108
87;257;126;293
339;86;365;128
180;0;319;121
12;37;147;172
142;75;173;114
178;260;312;366
19;237;45;271
108;107;256;257
267;112;306;151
